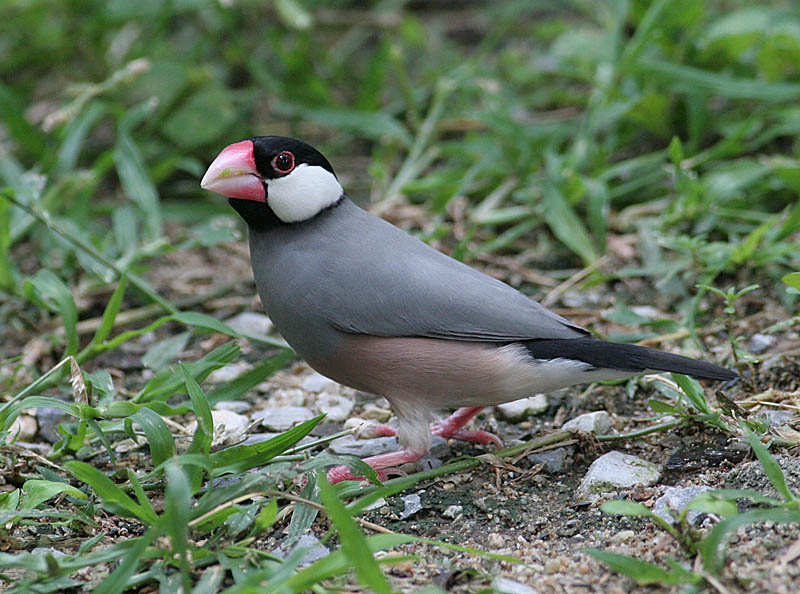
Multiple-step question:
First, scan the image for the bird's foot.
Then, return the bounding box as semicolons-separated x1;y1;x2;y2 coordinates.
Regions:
356;423;398;438
430;406;503;447
326;449;422;484
358;408;502;447
431;425;503;447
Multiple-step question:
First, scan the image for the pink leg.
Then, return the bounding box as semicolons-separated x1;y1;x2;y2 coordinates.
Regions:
327;407;502;483
327;449;424;483
431;406;502;447
360;407;502;446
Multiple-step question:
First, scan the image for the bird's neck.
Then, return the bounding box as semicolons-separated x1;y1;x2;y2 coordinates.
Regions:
228;198;283;230
229;194;348;232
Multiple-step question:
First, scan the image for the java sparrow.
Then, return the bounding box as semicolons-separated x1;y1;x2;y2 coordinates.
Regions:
201;136;737;482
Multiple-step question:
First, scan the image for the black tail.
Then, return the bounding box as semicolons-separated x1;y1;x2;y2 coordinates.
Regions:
524;337;737;381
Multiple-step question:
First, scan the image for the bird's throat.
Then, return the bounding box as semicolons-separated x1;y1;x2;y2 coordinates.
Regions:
228;197;286;230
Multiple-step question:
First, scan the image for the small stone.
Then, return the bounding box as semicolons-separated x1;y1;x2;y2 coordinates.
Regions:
488;532;505;548
387;557;415;574
254;406;314;431
361;404;393;422
9;414;37;442
399;494;422;519
31;547;67;559
272;534;329;565
187;410;248;448
577;451;661;499
496;395;548;421
329;434;399;457
265;388;306;407
224;312;273;338
544;557;563;574
611;529;636;542
562;411;612;435
214;401;251;414
653;485;712;526
557;518;579;537
310;421;341;437
761;409;794;428
629;305;662;319
344;418;389;438
442;505;463;519
302;372;337;393
35;408;69;444
441;482;455;491
749;333;776;354
492;577;540;594
17;442;51;455
362;497;387;511
561;289;603;308
316;393;354;422
528;447;567;473
207;361;253;384
428;435;451;459
343;417;367;431
415;455;443;472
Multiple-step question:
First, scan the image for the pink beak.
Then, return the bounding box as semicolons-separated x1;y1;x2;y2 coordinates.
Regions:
200;140;266;202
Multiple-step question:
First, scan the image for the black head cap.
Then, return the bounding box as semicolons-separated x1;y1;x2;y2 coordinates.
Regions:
249;136;337;179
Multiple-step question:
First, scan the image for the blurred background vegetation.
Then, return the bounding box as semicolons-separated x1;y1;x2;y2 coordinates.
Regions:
3;0;799;313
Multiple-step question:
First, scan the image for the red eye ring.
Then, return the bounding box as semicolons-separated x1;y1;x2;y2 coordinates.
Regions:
271;151;295;174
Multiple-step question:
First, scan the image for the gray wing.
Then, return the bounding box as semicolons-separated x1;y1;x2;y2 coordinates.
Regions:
312;200;588;342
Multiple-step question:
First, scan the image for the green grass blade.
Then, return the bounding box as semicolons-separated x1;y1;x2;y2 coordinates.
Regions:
163;462;192;592
700;508;800;573
0;195;12;288
127;469;157;522
283;533;414;593
26;269;79;356
209;414;324;474
317;473;391;594
742;425;799;506
600;500;676;534
136;341;240;403
19;479;86;509
181;364;213;490
130;407;176;468
585;549;701;585
541;180;598;265
114;112;162;241
64;461;158;525
672;373;712;415
88;418;117;464
91;273;128;346
55;100;106;175
637;57;800;101
288;475;319;543
206;350;295;406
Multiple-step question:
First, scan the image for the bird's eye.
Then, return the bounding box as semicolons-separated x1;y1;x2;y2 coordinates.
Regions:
271;151;295;174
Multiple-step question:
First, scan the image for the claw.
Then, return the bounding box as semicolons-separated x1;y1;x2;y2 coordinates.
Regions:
437;427;503;448
357;422;397;439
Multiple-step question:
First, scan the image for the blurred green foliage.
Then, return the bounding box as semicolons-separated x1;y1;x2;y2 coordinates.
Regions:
2;0;799;299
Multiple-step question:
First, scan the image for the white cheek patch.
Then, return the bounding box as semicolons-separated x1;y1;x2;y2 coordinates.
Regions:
267;164;343;223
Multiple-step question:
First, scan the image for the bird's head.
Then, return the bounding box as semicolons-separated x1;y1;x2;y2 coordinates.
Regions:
201;136;343;226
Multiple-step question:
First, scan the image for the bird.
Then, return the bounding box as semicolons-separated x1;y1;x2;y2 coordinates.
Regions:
201;136;737;483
